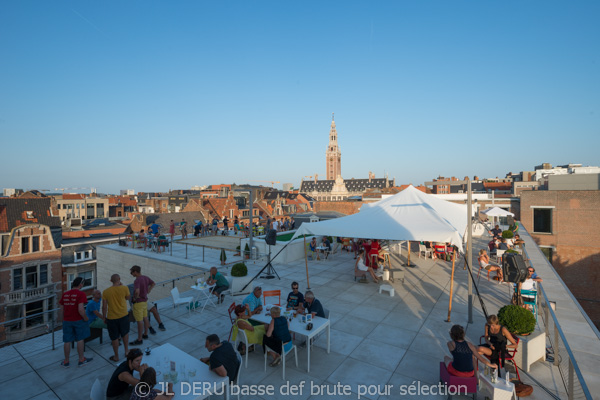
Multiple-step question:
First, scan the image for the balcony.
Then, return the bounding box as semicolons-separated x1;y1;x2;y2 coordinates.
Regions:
6;285;54;304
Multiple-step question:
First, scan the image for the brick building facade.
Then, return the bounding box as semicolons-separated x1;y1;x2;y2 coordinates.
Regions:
520;190;600;327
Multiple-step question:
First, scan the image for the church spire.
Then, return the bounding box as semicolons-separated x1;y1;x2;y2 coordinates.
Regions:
326;114;342;180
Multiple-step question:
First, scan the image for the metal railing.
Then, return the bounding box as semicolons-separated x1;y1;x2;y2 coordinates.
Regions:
0;304;60;350
522;246;593;400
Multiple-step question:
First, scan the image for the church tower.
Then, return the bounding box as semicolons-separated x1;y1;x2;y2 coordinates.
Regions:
326;113;342;180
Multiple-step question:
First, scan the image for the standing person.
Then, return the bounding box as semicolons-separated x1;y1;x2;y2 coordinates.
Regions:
59;277;93;367
207;266;230;304
129;266;155;345
194;220;203;237
233;217;239;235
180;219;188;239
283;218;289;231
169;220;175;240
86;289;108;329
200;334;240;384
212;217;219;235
266;217;272;233
272;218;279;232
103;274;131;362
222;216;229;236
290;217;296;230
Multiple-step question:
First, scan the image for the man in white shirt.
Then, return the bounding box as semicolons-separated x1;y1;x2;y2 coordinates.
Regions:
272;219;279;231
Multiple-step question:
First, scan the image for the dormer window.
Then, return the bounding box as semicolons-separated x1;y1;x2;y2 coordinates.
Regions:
26;211;34;218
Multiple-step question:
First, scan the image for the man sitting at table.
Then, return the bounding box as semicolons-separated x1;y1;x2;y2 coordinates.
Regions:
106;348;147;399
200;334;240;384
286;281;304;310
300;291;325;318
207;266;230;304
489;225;502;238
242;286;263;316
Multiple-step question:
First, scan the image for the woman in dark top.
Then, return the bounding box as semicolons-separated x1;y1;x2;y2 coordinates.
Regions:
478;314;518;372
263;306;291;367
106;348;147;399
444;325;496;377
129;367;173;400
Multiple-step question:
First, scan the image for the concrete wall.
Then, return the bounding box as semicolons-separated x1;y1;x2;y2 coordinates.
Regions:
549;173;600;191
96;246;210;302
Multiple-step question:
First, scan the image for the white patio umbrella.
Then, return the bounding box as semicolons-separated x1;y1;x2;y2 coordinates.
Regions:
481;207;514;217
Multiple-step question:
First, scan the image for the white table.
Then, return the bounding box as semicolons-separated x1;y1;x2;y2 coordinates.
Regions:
190;284;216;313
250;309;330;372
141;343;229;400
478;370;516;400
315;246;331;260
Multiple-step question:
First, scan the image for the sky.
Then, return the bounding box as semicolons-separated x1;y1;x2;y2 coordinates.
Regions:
1;1;599;194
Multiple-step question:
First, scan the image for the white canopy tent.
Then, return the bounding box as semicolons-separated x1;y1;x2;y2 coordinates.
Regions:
481;207;514;217
292;185;468;252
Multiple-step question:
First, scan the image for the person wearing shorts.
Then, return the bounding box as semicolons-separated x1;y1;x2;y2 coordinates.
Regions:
103;274;131;363
207;266;230;304
59;276;92;367
129;265;155;345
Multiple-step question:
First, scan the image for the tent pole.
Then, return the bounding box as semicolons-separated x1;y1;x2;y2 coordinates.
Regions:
304;236;311;290
446;249;456;322
467;178;473;324
407;241;411;266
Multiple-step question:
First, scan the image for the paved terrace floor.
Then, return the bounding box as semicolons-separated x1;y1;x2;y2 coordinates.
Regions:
1;238;570;400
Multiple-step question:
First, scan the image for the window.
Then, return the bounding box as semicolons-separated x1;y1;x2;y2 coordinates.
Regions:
40;264;48;285
13;269;23;290
32;236;40;252
21;237;30;253
540;247;554;264
57;204;61;209
97;203;104;218
25;300;44;327
26;211;34;218
26;266;38;289
80;270;93;289
75;250;92;261
533;208;553;233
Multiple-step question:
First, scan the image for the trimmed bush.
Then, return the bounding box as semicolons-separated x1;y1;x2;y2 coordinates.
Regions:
502;230;514;239
498;304;536;335
231;262;248;277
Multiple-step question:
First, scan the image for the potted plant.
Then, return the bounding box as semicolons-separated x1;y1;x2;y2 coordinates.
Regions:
498;304;536;336
220;249;227;265
234;245;241;256
228;262;253;295
502;230;514;239
244;243;250;259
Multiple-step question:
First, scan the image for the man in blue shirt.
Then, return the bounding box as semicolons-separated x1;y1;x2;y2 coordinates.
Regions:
86;290;107;329
149;222;160;235
286;281;304;310
242;286;263;316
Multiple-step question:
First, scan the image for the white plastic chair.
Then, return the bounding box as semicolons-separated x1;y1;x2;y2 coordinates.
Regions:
264;341;297;380
90;378;103;400
234;328;252;368
234;350;242;400
418;244;432;259
171;287;193;315
496;249;506;264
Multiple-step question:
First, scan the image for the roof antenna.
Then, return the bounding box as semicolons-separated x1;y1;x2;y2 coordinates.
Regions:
332;112;334;121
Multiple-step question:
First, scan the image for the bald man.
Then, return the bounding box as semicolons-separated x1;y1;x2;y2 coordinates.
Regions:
103;274;131;362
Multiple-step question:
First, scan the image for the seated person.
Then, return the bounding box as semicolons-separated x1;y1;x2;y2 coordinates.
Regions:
320;236;331;258
513;234;524;247
231;305;266;354
149;223;160;235
478;249;503;281
286;281;305;310
444;324;496;377
242;286;263;323
129;367;173;400
309;237;317;253
86;289;108;329
207;266;230;304
106;348;147;399
355;249;379;283
490;225;502;239
200;334;240;384
300;290;325;318
519;268;541;308
262;306;292;367
498;238;511;251
477;315;518;371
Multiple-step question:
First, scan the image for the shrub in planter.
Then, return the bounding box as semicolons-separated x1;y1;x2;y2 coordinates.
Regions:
498;304;536;335
220;249;227;265
231;262;248;277
244;243;250;259
502;230;514;239
234;245;241;256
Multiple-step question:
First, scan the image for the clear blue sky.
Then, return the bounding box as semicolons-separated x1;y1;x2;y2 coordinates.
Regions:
1;1;599;194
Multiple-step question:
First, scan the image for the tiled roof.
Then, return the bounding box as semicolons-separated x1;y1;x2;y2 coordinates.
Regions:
0;198;61;232
62;194;86;200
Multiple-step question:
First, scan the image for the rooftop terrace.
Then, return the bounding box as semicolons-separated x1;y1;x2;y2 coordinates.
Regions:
1;229;598;400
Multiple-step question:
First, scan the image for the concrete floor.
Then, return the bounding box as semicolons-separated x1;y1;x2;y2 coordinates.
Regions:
0;237;572;400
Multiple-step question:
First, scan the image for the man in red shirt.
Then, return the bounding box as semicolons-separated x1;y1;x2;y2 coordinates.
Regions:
129;265;155;345
59;277;93;367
